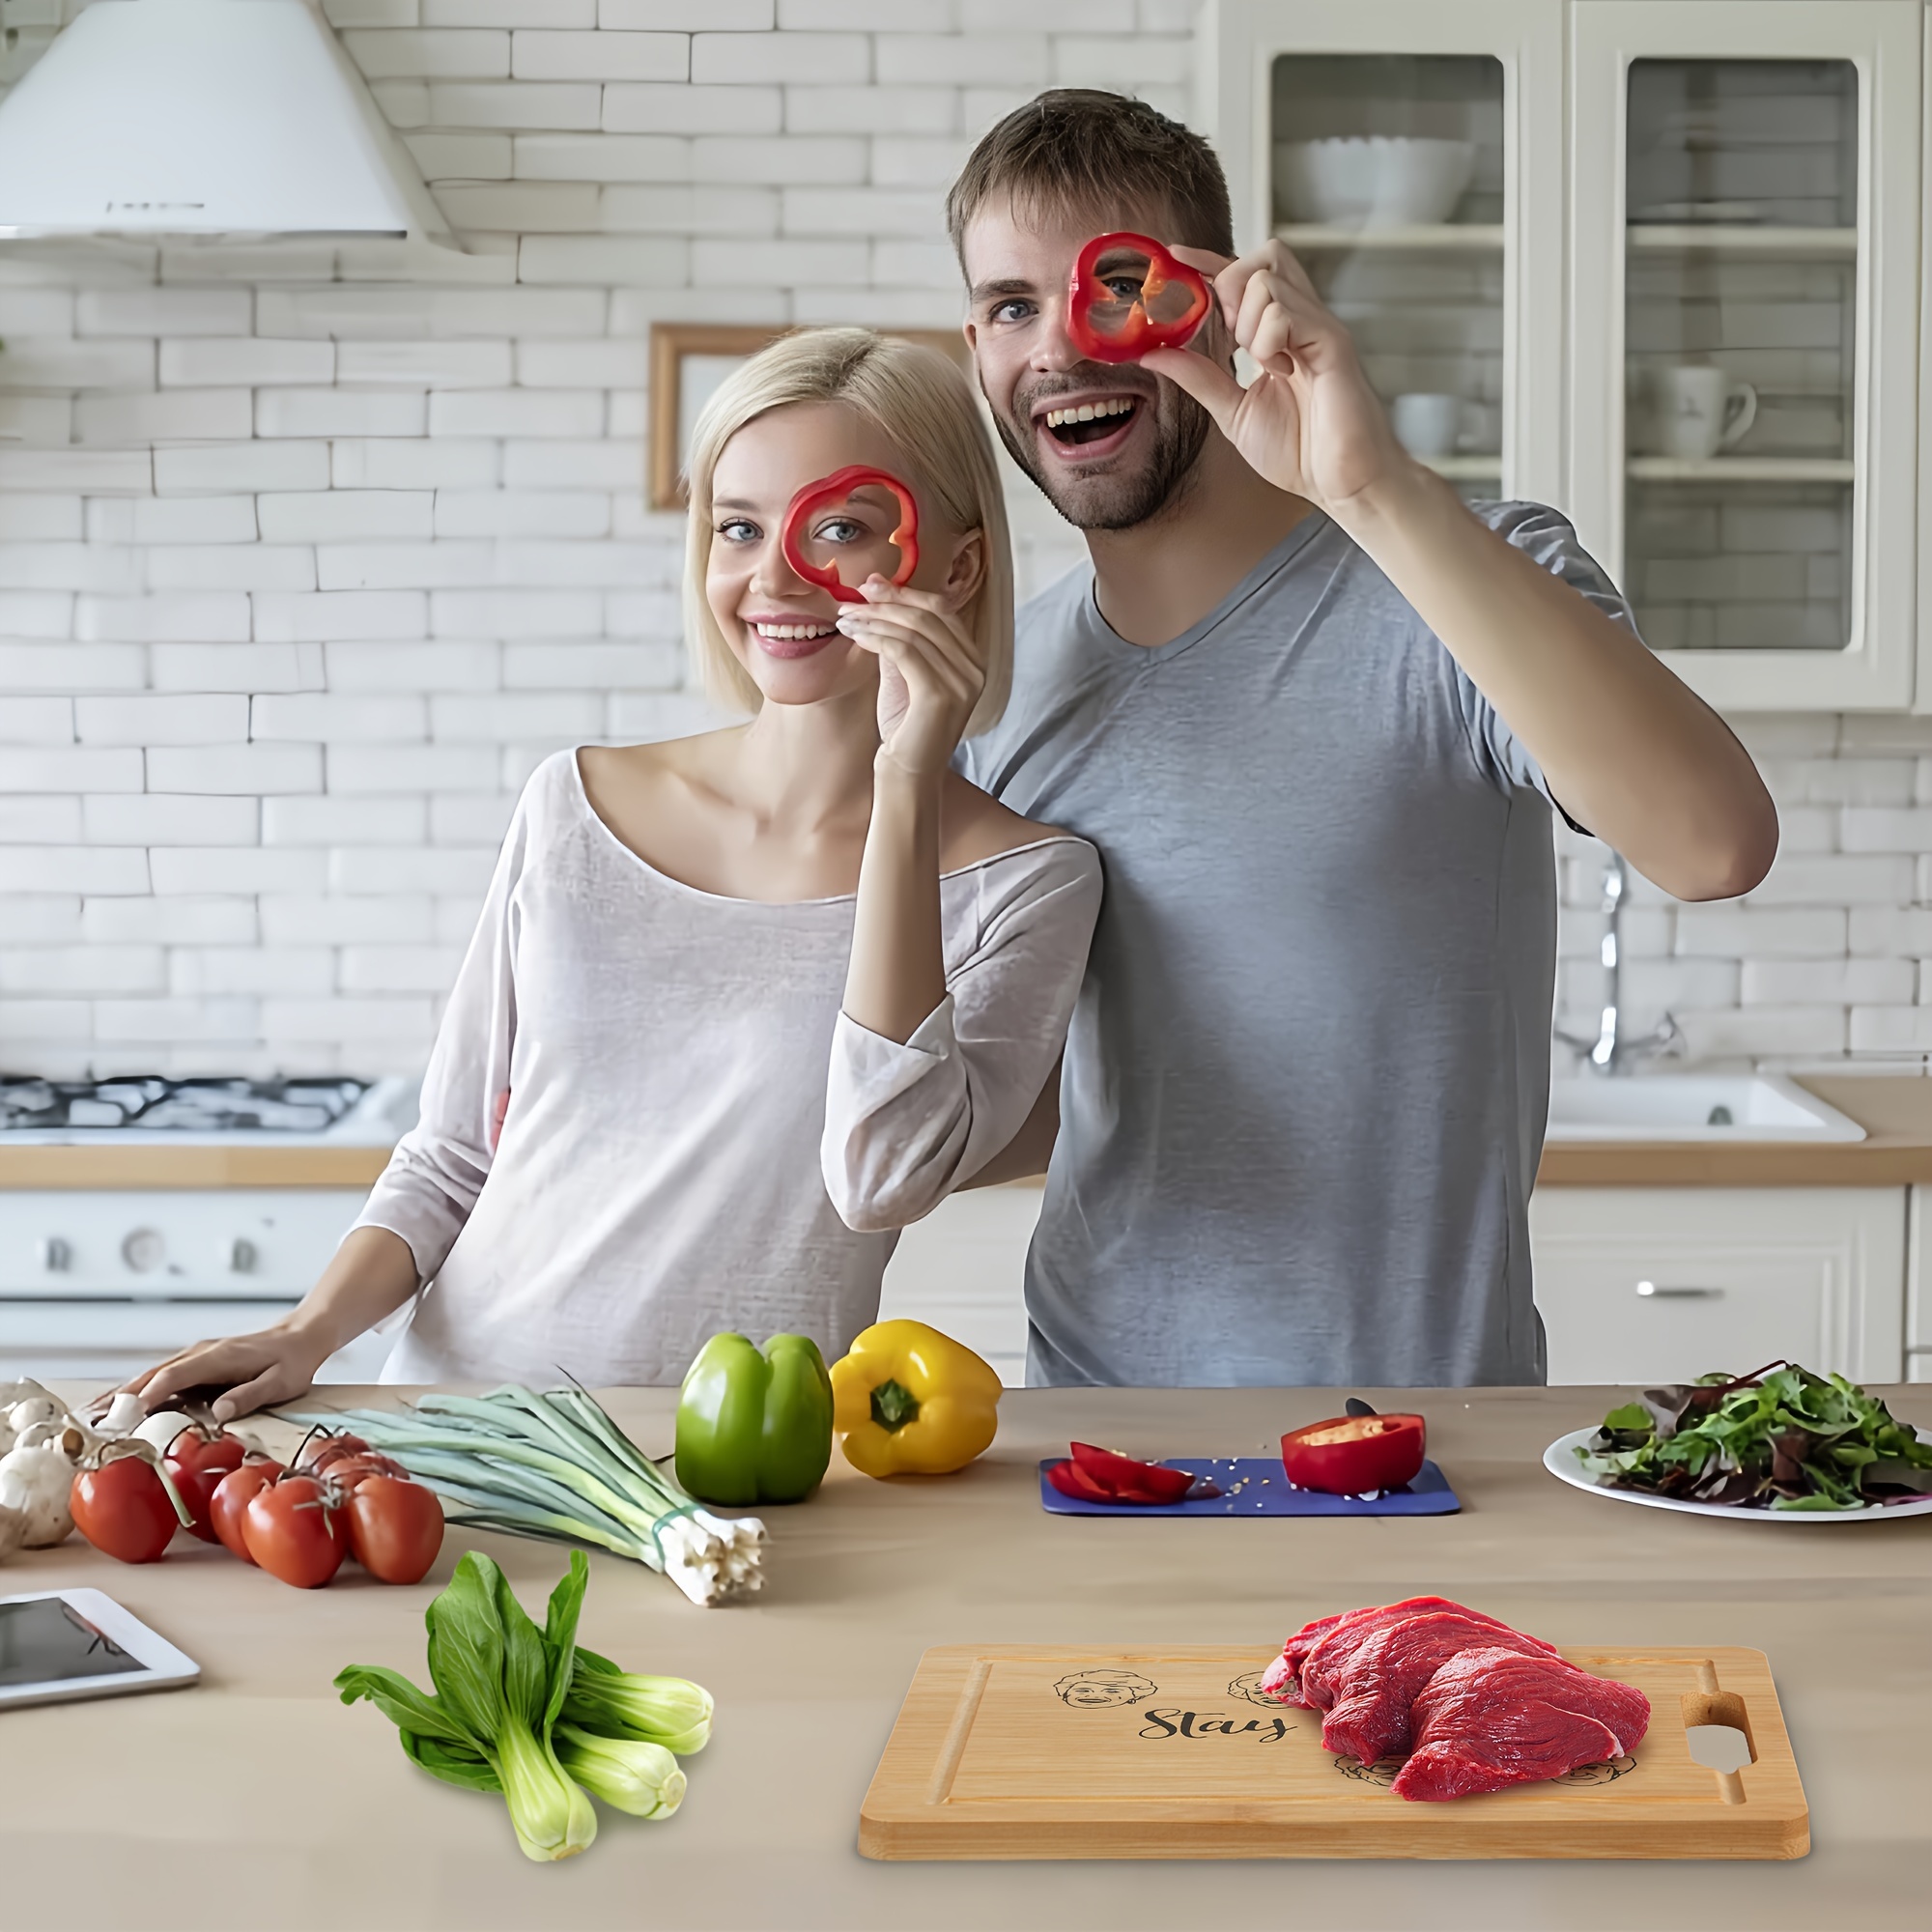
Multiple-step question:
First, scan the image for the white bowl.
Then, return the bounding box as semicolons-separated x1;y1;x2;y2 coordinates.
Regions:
1274;136;1477;229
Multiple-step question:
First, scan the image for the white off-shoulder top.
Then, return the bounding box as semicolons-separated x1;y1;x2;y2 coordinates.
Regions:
355;749;1102;1386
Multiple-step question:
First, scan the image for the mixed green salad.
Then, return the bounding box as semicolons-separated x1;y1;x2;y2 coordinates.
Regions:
1577;1361;1932;1512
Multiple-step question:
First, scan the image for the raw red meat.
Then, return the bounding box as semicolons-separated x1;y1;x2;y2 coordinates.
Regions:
1321;1611;1560;1766
1390;1646;1652;1802
1302;1599;1530;1712
1261;1597;1471;1707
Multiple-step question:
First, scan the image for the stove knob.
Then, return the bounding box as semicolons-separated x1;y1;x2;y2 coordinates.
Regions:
37;1236;71;1273
227;1237;258;1275
121;1227;166;1273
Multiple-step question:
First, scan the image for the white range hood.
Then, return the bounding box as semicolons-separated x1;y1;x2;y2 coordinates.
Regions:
0;0;458;247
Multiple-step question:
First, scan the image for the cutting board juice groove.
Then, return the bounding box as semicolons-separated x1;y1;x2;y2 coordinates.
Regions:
859;1645;1808;1861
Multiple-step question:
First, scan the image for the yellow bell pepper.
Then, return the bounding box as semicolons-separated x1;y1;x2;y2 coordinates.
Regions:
830;1320;1003;1477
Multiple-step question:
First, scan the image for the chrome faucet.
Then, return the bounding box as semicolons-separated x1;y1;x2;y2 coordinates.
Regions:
1554;850;1681;1076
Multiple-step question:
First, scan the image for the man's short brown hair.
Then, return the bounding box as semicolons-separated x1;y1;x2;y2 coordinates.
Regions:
947;89;1236;264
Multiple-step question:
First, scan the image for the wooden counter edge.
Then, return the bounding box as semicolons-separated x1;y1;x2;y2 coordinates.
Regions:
0;1146;390;1189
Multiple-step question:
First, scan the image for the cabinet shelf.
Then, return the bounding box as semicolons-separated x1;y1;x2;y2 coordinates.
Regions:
1420;455;1503;480
1626;456;1855;483
1627;223;1858;256
1275;223;1505;252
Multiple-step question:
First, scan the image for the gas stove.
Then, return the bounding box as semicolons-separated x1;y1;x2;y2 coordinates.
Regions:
0;1074;417;1387
0;1075;416;1145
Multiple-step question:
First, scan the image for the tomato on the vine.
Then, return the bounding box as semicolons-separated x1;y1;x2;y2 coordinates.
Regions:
71;1459;179;1564
210;1460;284;1564
345;1476;443;1585
243;1474;345;1588
165;1429;246;1544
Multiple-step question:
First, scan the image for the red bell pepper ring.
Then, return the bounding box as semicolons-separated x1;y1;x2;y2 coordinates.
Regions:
1066;231;1212;364
780;464;920;605
1280;1413;1427;1496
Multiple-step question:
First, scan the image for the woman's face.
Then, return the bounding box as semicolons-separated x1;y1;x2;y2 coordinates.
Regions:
705;400;977;711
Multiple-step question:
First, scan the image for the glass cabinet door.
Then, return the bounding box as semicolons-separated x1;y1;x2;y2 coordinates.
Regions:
1270;55;1507;504
1207;0;1567;507
1571;2;1920;710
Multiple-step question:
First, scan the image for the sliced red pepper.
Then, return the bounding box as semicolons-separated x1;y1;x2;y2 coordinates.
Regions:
1280;1413;1427;1496
1066;231;1211;364
779;465;920;605
1068;1441;1197;1505
1047;1458;1120;1502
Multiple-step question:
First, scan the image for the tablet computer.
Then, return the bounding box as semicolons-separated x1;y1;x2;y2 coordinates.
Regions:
0;1588;199;1711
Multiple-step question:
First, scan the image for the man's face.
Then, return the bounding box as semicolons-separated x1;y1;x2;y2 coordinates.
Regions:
961;195;1214;532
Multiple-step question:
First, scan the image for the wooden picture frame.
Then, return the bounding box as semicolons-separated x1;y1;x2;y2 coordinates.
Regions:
647;323;972;511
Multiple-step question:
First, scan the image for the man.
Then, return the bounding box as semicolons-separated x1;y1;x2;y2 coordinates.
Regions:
951;92;1776;1388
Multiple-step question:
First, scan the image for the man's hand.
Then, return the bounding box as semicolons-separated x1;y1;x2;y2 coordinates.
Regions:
1143;241;1412;515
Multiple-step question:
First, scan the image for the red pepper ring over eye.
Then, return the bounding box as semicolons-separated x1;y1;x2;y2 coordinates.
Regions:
1066;231;1212;364
779;465;921;605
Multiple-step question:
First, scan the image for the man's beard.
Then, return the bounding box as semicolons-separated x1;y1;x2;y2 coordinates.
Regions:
989;378;1212;532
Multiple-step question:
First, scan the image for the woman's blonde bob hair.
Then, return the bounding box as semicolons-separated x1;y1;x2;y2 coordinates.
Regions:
682;327;1013;736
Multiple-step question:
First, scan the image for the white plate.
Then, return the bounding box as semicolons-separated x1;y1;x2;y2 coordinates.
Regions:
1543;1426;1932;1522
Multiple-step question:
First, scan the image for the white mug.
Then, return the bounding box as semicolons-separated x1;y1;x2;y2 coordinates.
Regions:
1391;392;1465;459
1654;365;1757;461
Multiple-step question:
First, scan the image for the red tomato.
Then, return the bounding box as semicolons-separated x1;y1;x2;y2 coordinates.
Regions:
345;1476;443;1584
210;1460;284;1564
321;1453;409;1491
166;1429;246;1544
71;1459;179;1564
298;1434;369;1475
243;1474;345;1588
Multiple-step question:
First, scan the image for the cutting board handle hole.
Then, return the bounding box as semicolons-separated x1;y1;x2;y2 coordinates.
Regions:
1683;1689;1755;1804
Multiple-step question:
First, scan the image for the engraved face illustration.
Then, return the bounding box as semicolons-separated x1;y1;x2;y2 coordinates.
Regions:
1226;1670;1291;1709
1055;1668;1158;1709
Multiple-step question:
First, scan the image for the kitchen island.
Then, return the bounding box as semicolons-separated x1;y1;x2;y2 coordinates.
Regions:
4;1384;1927;1931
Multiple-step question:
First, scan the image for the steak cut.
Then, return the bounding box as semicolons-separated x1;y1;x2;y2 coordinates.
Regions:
1320;1611;1560;1766
1260;1597;1471;1707
1390;1646;1653;1802
1302;1599;1532;1713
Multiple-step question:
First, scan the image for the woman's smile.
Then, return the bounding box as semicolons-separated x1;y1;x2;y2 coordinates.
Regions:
746;613;841;659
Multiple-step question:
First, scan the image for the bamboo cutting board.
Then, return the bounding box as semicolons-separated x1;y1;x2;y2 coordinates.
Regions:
859;1645;1808;1861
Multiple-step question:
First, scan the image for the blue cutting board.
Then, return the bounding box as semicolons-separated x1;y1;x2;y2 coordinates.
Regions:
1038;1456;1461;1517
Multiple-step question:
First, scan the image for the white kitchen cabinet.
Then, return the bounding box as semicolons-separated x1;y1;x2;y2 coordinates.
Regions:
877;1182;1042;1388
1530;1185;1907;1383
1207;0;1926;711
1905;1182;1932;1378
1201;0;1567;505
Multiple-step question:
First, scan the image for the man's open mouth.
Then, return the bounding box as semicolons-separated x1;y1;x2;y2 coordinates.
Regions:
1038;396;1139;447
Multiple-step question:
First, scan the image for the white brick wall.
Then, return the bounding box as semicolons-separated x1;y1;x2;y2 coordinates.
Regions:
0;8;1139;1074
0;9;1922;1083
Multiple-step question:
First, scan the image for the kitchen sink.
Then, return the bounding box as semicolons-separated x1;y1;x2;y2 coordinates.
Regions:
1544;1074;1866;1143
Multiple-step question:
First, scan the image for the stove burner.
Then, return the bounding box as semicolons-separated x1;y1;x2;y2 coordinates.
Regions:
0;1076;373;1134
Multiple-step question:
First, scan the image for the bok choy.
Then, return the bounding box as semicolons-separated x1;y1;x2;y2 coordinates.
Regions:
291;1384;765;1605
337;1550;596;1862
337;1549;713;1858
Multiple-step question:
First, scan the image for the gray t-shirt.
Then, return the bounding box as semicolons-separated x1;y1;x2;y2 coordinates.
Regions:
960;502;1634;1388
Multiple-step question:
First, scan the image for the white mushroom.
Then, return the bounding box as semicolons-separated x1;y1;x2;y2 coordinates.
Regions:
0;1421;80;1548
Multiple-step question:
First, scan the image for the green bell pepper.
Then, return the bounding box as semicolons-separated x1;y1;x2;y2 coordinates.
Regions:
674;1332;835;1506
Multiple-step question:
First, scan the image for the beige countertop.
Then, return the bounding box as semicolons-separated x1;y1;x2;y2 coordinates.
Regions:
9;1077;1932;1193
3;1383;1928;1931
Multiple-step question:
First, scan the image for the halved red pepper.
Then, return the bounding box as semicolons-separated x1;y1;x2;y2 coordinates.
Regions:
1066;232;1211;364
1280;1413;1427;1496
780;465;920;605
1047;1440;1201;1506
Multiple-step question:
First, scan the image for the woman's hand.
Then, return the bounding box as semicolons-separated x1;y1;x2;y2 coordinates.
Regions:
1142;239;1414;516
835;577;985;781
122;1321;331;1424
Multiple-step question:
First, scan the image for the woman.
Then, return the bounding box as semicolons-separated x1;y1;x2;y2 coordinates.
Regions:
128;329;1101;1416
